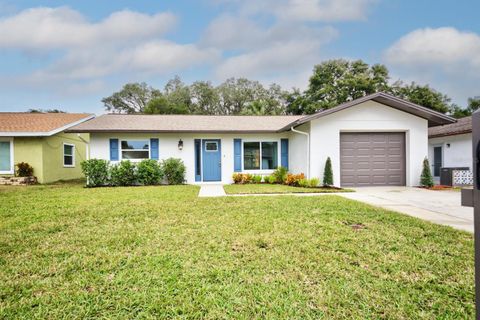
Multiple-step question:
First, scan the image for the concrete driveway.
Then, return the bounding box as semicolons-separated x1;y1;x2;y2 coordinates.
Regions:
340;187;473;233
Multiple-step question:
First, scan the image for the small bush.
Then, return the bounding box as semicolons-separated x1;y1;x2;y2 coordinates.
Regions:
272;166;288;184
232;173;243;184
298;178;308;188
15;162;33;177
420;157;434;188
285;173;305;186
308;177;320;188
323;157;333;186
162;158;186;185
110;160;137;186
81;159;109;187
265;175;277;184
252;175;263;184
137;159;163;185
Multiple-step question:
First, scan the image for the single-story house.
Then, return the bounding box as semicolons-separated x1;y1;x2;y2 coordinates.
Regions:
0;113;94;183
428;116;473;184
68;92;455;187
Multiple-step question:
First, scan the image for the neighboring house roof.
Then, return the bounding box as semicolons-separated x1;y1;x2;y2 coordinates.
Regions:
67;114;303;133
282;92;456;130
428;116;472;138
0;113;95;136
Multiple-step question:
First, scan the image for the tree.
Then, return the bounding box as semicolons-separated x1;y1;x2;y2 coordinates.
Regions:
448;96;480;118
144;96;189;114
28;108;66;113
164;76;192;113
102;82;161;114
392;82;451;114
323;157;333;186
217;78;266;114
420;157;434;188
304;59;390;112
190;81;220;114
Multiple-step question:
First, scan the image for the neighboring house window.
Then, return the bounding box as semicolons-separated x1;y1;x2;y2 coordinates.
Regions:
0;138;13;174
63;143;75;167
121;140;150;160
243;141;278;170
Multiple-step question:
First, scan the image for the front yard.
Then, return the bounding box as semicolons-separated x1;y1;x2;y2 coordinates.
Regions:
0;183;474;318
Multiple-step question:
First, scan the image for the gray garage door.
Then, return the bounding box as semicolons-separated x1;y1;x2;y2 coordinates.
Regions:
340;132;406;187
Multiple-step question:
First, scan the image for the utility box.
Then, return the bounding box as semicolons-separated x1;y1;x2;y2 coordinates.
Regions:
440;167;469;186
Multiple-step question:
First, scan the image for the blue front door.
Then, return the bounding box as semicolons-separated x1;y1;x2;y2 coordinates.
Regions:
202;139;221;181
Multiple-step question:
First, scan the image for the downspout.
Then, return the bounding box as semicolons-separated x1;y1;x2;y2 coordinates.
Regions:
290;126;310;178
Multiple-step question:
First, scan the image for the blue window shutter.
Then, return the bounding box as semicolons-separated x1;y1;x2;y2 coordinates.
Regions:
281;138;289;170
109;139;119;161
194;139;201;181
150;138;159;160
234;139;242;172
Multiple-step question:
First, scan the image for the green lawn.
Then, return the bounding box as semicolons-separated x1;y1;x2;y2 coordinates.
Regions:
224;183;353;194
0;183;474;319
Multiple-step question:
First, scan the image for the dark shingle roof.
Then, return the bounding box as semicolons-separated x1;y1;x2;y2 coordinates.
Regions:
428;116;472;138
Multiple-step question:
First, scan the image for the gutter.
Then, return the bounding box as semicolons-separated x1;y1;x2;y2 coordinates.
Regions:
290;126;310;178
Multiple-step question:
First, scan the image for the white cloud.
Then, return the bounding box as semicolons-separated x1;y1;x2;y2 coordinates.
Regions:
385;27;480;71
213;0;377;22
384;27;480;104
0;7;176;50
0;6;219;92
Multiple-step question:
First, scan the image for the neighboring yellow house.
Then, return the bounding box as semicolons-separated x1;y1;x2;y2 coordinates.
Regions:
0;113;94;183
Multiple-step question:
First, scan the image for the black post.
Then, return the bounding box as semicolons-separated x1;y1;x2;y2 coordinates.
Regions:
472;110;480;319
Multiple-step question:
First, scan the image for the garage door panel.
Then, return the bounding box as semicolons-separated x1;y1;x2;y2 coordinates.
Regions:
340;132;406;187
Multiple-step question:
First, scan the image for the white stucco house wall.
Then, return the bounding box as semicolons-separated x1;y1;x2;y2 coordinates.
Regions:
68;92;455;187
428;116;472;184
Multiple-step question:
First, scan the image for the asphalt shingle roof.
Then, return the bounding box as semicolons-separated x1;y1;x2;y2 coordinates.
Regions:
67;114;303;133
0;113;94;135
428;116;472;138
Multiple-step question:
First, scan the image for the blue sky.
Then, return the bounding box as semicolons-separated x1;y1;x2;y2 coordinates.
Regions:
0;0;478;114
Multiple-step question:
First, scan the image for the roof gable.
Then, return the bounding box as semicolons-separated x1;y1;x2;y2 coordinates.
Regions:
284;92;456;130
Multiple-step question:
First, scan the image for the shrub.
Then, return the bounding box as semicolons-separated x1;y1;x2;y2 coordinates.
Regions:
232;173;243;184
81;159;109;187
323;157;333;186
285;173;305;186
232;173;254;184
110;160;137;186
272;166;288;184
161;158;186;185
252;175;262;184
298;178;308;188
137;159;163;185
308;177;320;188
420;157;434;188
15;162;33;177
265;175;277;184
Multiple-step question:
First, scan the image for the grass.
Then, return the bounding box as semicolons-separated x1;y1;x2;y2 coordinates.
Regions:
224;183;353;194
0;183;474;319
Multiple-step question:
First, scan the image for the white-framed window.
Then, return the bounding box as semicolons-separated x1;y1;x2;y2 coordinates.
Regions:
63;143;75;167
120;140;150;160
243;141;278;171
205;141;218;152
0;138;14;174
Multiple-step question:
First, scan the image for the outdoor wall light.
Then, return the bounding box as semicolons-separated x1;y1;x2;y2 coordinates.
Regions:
178;139;184;150
446;143;451;148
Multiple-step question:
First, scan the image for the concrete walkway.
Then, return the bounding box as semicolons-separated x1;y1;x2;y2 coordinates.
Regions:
339;187;473;233
198;184;226;197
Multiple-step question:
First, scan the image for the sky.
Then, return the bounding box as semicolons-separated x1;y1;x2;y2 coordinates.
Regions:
0;0;478;114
